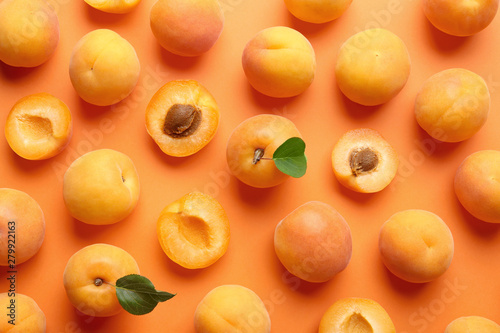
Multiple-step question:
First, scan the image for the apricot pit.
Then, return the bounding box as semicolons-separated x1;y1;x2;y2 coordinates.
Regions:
163;104;201;138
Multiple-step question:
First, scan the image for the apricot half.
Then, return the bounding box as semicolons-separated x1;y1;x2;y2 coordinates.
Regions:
0;188;45;266
5;93;72;160
157;192;230;269
146;80;220;157
332;128;399;193
319;297;396;333
379;209;454;283
445;316;500;332
226;114;302;188
415;68;490;142
194;285;271;333
0;293;46;332
454;150;500;223
84;0;141;13
335;28;410;106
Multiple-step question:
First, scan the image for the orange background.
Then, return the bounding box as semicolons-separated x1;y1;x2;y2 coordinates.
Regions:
2;0;500;332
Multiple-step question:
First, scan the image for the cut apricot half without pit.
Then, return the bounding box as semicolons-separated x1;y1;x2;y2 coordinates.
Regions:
332;128;399;193
146;80;220;157
157;192;230;269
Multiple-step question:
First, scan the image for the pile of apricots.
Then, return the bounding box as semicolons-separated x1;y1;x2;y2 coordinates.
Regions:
1;0;500;332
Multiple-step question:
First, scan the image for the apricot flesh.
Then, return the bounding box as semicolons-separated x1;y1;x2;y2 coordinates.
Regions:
194;285;271;333
335;28;410;106
445;316;500;332
146;80;220;157
157;192;230;269
274;201;352;283
5;93;72;160
415;68;490;142
319;297;396;333
379;209;454;283
332;128;399;193
0;188;45;266
0;293;46;332
226;114;302;188
454;150;500;223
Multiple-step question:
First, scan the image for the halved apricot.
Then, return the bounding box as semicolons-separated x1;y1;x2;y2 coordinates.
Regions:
157;192;230;269
5;93;72;160
146;80;220;157
332;128;399;193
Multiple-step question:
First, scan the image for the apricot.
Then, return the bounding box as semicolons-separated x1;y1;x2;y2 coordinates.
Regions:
319;297;396;333
63;149;140;225
274;201;352;283
5;93;72;160
0;188;45;266
69;29;140;106
145;80;220;157
379;209;454;283
63;243;140;317
335;28;410;106
84;0;141;13
332;128;399;193
194;285;271;333
284;0;353;23
415;68;490;143
157;192;230;269
0;0;59;67
424;0;499;36
242;26;316;98
150;0;224;57
454;150;500;223
445;316;500;332
226;114;302;188
0;293;46;332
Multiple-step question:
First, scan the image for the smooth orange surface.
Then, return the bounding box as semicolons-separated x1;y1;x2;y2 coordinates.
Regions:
1;0;500;332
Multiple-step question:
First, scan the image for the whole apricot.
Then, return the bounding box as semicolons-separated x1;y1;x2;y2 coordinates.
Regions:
274;201;352;283
242;26;316;98
150;0;224;57
335;28;410;106
0;0;59;67
445;316;500;332
0;293;46;332
415;68;490;142
85;0;142;13
284;0;353;23
454;150;500;223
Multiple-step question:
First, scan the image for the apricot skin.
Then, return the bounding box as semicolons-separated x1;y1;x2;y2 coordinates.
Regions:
0;293;46;333
454;150;500;223
379;209;454;283
150;0;224;57
5;93;73;160
284;0;353;23
194;285;271;333
319;297;396;333
445;316;500;332
0;0;59;67
274;201;352;283
84;0;142;14
242;26;316;98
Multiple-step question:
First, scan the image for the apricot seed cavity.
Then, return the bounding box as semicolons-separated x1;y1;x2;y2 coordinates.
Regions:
349;148;379;176
163;104;202;138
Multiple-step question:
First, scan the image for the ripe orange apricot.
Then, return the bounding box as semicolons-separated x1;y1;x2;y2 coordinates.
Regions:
454;150;500;223
445;316;500;332
0;293;46;332
415;68;490;143
0;188;45;266
146;80;220;157
319;297;396;333
5;93;72;160
63;243;140;317
332;128;399;193
424;0;499;36
0;0;59;67
379;209;454;283
194;285;271;333
274;201;352;283
157;192;230;269
284;0;353;23
63;149;140;225
150;0;224;57
85;0;141;13
226;114;302;188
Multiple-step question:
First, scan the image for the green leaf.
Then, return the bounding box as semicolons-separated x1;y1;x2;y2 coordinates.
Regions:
272;137;307;178
115;274;176;315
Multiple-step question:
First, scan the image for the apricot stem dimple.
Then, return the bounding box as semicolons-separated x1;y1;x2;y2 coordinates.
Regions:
94;278;103;286
349;148;379;176
253;148;265;164
163;104;202;138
